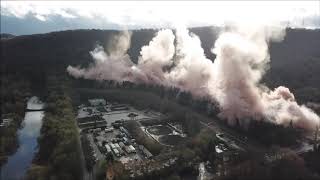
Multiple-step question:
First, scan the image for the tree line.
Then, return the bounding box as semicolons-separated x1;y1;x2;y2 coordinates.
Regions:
0;73;31;167
26;74;82;180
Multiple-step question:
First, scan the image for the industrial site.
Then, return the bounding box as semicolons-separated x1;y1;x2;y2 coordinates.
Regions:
77;98;193;178
76;97;258;179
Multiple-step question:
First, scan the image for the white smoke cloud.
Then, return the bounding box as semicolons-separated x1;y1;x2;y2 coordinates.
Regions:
210;25;319;130
67;31;134;82
166;27;215;97
67;24;320;131
210;25;284;121
107;30;132;57
136;29;176;84
67;29;176;84
262;87;320;130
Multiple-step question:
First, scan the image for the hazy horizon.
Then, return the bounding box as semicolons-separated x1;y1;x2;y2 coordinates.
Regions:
1;1;319;35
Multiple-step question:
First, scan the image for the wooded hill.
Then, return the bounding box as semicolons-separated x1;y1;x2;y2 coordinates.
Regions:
1;27;320;102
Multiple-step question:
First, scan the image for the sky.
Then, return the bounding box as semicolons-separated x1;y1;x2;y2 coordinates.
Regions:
1;1;319;35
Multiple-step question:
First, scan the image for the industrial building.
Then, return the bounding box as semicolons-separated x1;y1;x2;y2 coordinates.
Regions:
88;98;106;106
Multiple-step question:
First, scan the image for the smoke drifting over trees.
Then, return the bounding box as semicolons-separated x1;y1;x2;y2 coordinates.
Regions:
67;25;320;131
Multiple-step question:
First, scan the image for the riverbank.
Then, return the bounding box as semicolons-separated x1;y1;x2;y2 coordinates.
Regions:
0;97;45;180
0;75;31;167
25;78;82;180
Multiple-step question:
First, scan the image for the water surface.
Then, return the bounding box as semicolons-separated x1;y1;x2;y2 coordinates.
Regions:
0;97;44;180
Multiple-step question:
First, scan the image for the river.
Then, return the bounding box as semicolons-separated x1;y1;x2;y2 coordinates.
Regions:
0;96;45;180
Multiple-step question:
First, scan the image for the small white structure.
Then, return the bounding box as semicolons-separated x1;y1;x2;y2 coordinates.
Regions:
105;127;114;133
110;143;116;149
105;144;111;153
88;99;106;106
113;148;120;157
128;145;136;153
115;143;121;149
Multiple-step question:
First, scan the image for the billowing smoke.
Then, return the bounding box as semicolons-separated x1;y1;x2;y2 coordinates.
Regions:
68;29;175;83
134;29;176;84
166;27;215;97
210;25;319;130
262;86;320;130
67;25;320;131
67;31;134;82
210;25;281;124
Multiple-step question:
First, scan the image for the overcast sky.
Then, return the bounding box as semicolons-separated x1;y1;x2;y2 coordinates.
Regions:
1;1;319;35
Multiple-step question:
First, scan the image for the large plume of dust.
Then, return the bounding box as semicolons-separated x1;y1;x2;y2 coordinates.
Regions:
210;24;319;130
67;25;320;131
210;25;282;124
67;31;134;82
166;27;215;97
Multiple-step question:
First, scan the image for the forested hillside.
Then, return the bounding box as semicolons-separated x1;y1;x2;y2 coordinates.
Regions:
1;27;320;102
